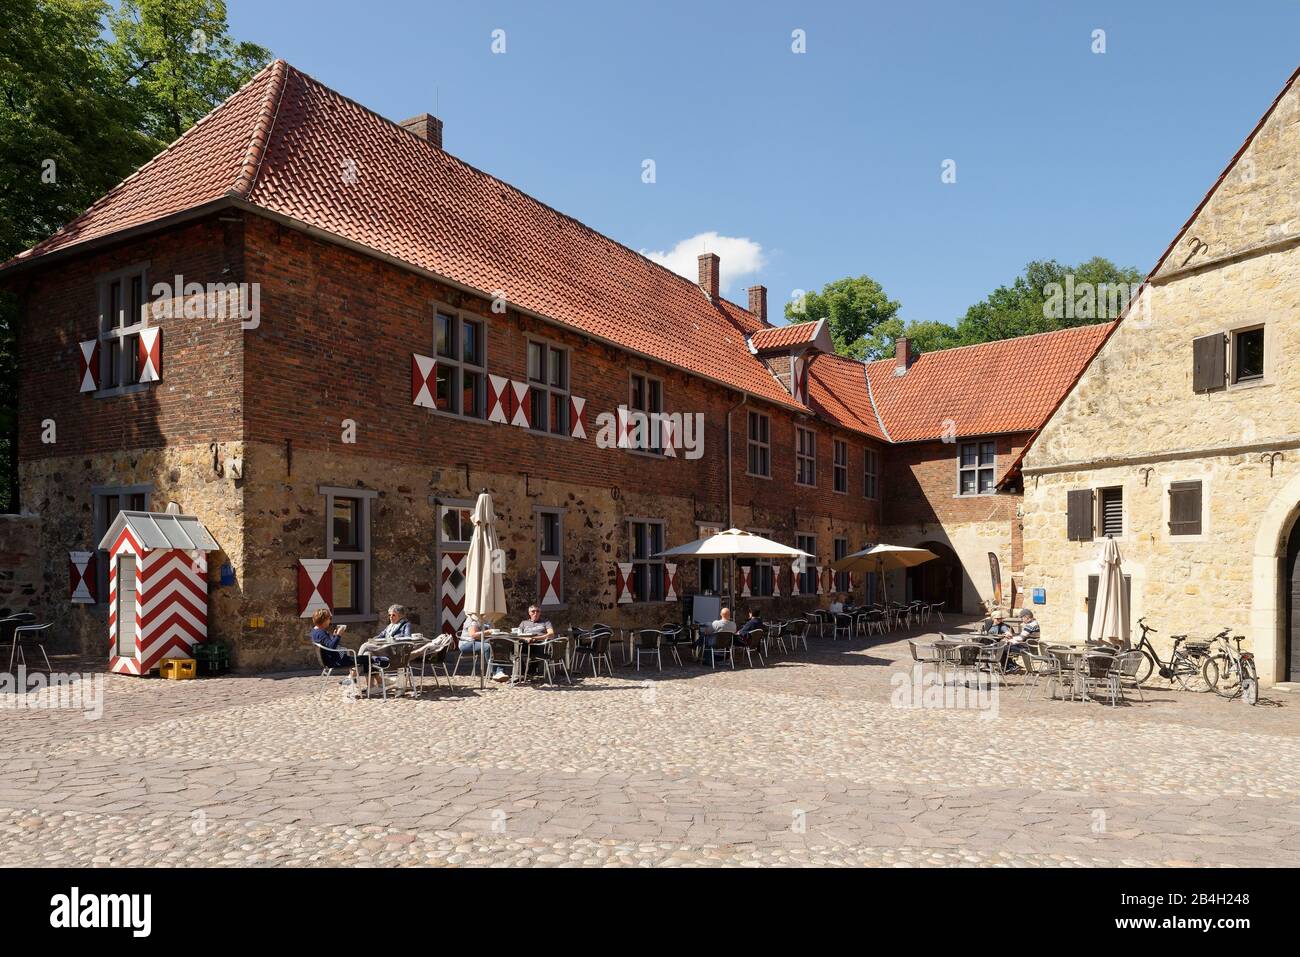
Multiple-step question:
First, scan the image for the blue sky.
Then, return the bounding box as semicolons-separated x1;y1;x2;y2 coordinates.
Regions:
228;0;1299;325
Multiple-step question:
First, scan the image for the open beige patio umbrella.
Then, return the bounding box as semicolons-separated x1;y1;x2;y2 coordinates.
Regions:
831;543;937;606
463;491;507;687
657;528;813;611
1089;537;1129;648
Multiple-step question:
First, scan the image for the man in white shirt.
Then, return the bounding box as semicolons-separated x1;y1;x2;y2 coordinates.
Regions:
695;607;736;657
829;594;846;616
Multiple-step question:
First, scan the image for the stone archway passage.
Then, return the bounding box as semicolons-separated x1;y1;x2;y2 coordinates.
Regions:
1250;470;1300;685
908;541;963;614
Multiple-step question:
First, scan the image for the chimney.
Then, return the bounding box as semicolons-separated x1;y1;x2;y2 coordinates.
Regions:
895;336;912;375
698;253;720;300
399;113;444;150
748;285;768;324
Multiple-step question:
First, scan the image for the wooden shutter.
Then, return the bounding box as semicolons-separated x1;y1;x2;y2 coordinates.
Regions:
1099;487;1124;537
1192;333;1226;393
1067;489;1094;541
1168;481;1203;536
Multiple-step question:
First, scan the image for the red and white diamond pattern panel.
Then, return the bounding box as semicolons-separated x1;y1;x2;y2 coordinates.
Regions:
539;559;561;607
135;548;207;672
297;559;333;618
487;375;511;424
69;551;97;604
615;562;633;604
772;565;781;598
739;565;752;598
790;559;802;597
569;396;587;439
411;353;437;408
440;551;467;635
137;327;162;382
78;340;99;392
662;416;677;458
815;565;824;596
664;562;679;602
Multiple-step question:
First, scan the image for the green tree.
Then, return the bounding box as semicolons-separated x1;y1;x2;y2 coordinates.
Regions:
0;0;269;512
107;0;271;141
784;274;901;360
955;257;1142;344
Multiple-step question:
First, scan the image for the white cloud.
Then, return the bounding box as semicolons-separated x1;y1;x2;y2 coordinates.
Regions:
640;231;765;295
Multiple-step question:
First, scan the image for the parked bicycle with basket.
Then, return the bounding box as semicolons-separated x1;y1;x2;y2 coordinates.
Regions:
1130;618;1217;692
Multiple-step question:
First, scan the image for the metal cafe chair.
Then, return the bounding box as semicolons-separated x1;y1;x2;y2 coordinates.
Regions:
8;622;53;673
633;629;664;672
572;627;615;677
784;618;810;653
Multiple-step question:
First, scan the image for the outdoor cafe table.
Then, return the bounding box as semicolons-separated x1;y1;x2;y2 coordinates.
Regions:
1046;644;1114;701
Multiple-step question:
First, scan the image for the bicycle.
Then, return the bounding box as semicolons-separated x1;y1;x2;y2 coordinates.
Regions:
1131;618;1217;692
1203;630;1260;705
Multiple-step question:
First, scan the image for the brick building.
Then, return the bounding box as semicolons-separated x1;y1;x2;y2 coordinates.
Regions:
1;61;1105;671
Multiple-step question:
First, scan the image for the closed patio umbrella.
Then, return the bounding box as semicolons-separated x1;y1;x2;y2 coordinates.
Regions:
831;543;937;606
1089;537;1129;648
657;528;813;610
463;491;507;688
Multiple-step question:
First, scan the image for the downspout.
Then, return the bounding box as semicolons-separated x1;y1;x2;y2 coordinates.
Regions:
725;392;750;528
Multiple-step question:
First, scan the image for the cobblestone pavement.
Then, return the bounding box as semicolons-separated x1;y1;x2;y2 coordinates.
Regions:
2;620;1298;867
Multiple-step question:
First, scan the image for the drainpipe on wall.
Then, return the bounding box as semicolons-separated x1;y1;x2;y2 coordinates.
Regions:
725;393;750;528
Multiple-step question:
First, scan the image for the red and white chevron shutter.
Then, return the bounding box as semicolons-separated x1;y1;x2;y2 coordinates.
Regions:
487;374;511;424
815;565;824;596
790;560;802;597
69;551;97;604
297;558;333;618
664;562;679;602
440;551;467;635
78;340;100;392
739;565;752;598
569;396;587;439
137;327;162;382
411;353;437;408
615;562;633;604
509;381;531;428
107;526;143;675
135;548;207;672
539;559;561;607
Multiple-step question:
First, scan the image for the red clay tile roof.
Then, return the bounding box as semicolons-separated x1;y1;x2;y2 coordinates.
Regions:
863;323;1114;443
750;320;823;352
4;61;803;412
3;59;1104;447
804;354;887;441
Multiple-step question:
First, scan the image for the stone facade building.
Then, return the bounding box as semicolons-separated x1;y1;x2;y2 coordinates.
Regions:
2;61;1105;672
1022;65;1300;685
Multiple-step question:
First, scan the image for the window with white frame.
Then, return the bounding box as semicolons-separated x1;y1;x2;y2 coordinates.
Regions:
796;426;817;486
864;448;879;499
698;525;721;595
98;265;149;391
527;339;570;435
833;439;848;493
628;519;665;601
322;487;374;619
628;372;664;453
747;411;770;477
434;308;486;418
740;529;775;598
958;441;996;495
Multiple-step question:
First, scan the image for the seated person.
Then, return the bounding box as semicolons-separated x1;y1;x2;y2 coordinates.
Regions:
373;604;412;642
518;603;555;641
695;607;737;652
309;609;378;689
1017;608;1041;644
737;609;765;638
458;612;503;679
981;610;1013;639
828;594;846;616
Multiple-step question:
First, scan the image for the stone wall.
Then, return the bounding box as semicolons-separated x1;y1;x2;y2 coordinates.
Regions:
0;514;42;619
1022;72;1300;683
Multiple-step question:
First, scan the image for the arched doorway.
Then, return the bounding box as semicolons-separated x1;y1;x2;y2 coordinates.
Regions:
907;541;962;614
1285;518;1300;682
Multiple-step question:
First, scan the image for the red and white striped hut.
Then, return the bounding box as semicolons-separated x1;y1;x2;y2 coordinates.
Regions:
96;510;219;675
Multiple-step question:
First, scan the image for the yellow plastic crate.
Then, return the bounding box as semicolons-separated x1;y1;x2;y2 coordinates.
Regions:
160;658;197;680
